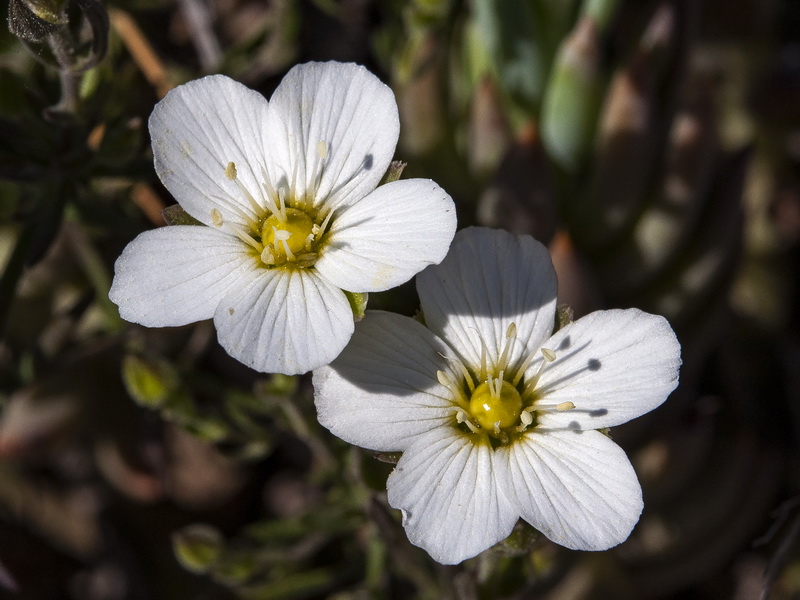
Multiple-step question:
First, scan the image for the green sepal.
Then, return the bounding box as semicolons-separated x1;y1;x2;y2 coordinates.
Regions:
381;160;407;184
344;290;369;322
172;524;224;574
373;451;402;464
555;303;574;331
162;204;203;226
255;374;298;398
496;520;540;556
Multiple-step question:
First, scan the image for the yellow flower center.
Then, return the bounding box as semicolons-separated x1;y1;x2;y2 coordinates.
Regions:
437;322;577;445
468;378;522;431
261;208;315;263
211;152;336;270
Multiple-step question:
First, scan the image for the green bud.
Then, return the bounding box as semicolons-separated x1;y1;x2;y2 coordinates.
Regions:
182;416;230;443
540;16;603;170
7;0;64;42
121;355;179;409
172;524;224;574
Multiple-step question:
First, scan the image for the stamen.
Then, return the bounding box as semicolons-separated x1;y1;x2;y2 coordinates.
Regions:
304;233;315;250
480;339;488;381
457;360;476;393
210;208;223;227
231;178;266;219
520;410;534;426
437;369;469;406
209;194;260;231
514;347;557;389
486;375;496;399
317;206;335;236
307;140;329;205
223;161;266;219
259;165;283;218
541;348;557;362
496;322;517;372
280;238;296;261
227;223;263;253
277;188;289;222
464;420;480;434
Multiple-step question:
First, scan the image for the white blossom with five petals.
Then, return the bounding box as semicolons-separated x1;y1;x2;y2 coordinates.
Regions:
109;62;456;374
313;227;681;564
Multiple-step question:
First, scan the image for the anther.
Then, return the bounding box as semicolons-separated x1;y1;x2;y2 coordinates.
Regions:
224;161;237;180
316;140;328;160
261;247;276;264
436;370;452;388
520;347;559;391
556;401;576;411
210;208;223;227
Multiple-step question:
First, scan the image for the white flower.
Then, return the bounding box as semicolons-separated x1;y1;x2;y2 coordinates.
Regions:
109;62;457;375
313;227;681;564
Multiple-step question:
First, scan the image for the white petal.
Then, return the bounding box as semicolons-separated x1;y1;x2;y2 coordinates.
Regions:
387;429;517;565
498;430;643;551
149;75;271;228
314;179;457;292
109;226;254;326
417;227;558;373
214;269;354;375
533;309;681;431
313;311;455;451
265;62;399;212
